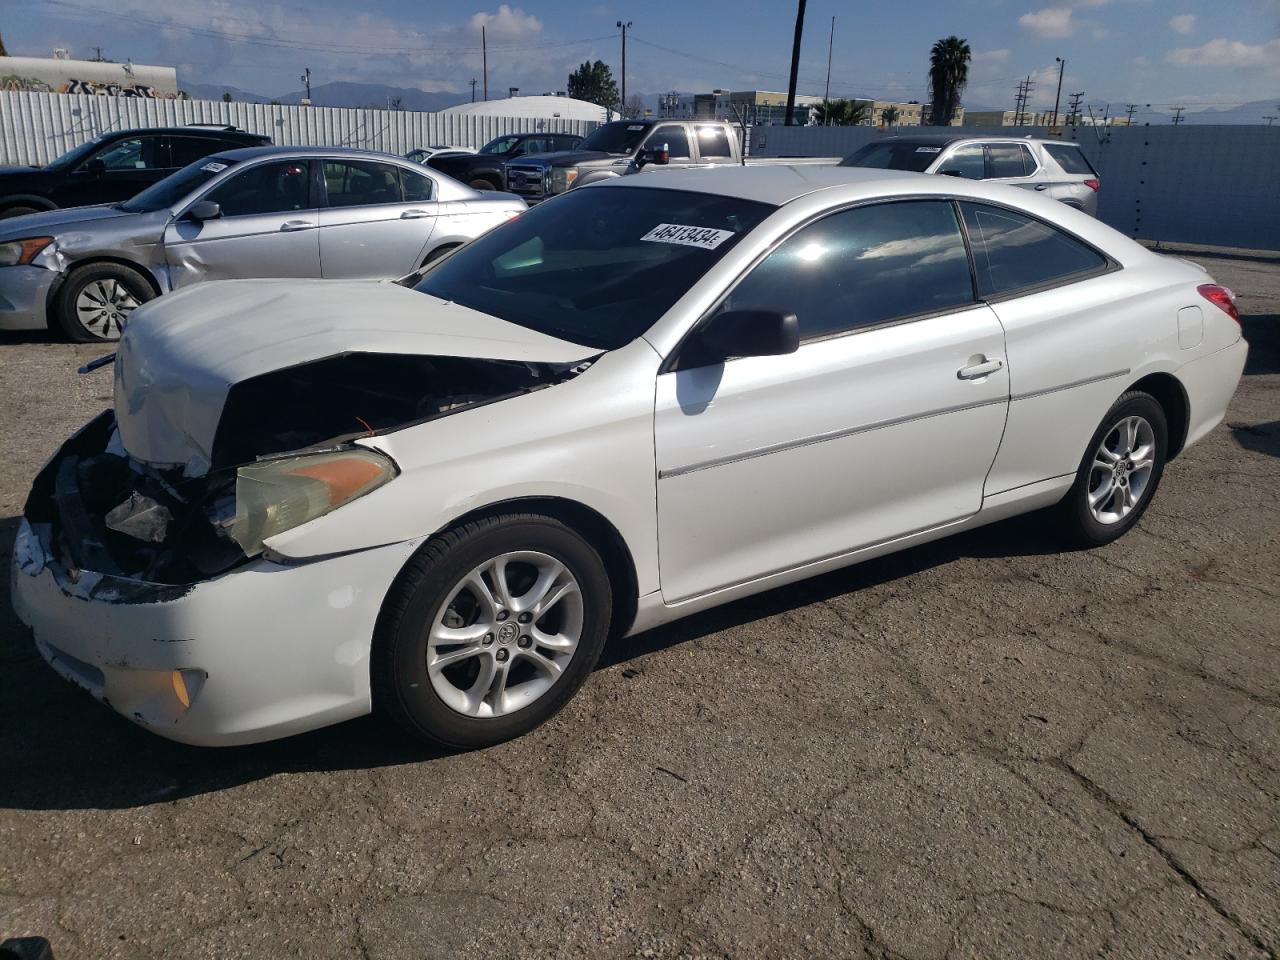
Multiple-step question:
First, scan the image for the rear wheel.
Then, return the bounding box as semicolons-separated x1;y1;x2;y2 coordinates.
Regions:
1055;391;1167;547
372;513;612;750
52;262;155;342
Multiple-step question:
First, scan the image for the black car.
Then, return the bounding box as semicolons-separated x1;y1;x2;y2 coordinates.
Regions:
0;125;272;219
427;132;583;191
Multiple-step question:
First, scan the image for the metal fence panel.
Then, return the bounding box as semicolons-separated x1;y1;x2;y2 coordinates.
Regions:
0;90;598;166
749;124;1280;250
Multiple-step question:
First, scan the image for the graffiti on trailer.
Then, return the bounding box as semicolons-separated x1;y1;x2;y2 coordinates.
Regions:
0;75;176;98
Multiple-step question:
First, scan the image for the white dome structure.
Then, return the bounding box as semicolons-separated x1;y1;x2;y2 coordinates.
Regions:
440;95;618;123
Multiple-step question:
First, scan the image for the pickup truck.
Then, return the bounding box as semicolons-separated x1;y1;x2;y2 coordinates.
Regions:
502;119;834;203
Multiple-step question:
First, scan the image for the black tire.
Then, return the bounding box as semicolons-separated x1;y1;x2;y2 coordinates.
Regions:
469;177;498;191
1055;390;1168;547
51;261;155;342
0;205;41;219
372;513;613;750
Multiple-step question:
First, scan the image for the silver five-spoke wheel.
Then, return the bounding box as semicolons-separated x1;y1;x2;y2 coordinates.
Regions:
1088;415;1156;525
426;551;583;718
75;278;140;339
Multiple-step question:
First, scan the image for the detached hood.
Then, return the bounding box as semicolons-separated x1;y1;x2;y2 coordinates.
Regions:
0;203;134;239
114;278;593;475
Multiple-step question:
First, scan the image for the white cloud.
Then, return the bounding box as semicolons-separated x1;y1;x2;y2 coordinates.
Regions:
1169;14;1197;34
468;5;544;42
1167;37;1280;69
973;48;1012;64
1019;8;1076;38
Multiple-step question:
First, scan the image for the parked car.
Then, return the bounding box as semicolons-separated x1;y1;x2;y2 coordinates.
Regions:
13;167;1246;749
405;145;474;164
0;125;272;219
503;119;835;204
840;135;1101;215
0;145;523;341
427;133;584;191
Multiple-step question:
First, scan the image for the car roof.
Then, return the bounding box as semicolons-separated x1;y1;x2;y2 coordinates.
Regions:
210;145;421;163
109;126;267;140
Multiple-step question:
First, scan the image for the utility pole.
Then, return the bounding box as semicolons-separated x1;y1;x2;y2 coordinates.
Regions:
1124;103;1138;125
1067;91;1085;125
1171;105;1186;125
1013;75;1035;126
1264;115;1278;127
299;68;311;105
469;78;478;102
90;46;106;62
823;16;835;114
784;0;807;126
482;26;488;100
616;21;632;108
1051;57;1065;128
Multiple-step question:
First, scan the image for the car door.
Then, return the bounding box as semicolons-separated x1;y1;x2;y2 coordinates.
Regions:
653;199;1010;602
643;125;696;172
317;159;439;279
162;158;322;287
52;134;167;207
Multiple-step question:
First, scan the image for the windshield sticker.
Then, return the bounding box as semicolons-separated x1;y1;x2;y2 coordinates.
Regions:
915;147;942;153
641;223;735;250
200;161;228;172
627;124;645;130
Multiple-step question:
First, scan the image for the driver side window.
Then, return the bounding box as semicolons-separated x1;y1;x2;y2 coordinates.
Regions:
90;136;157;171
203;161;312;217
646;126;691;160
936;144;984;179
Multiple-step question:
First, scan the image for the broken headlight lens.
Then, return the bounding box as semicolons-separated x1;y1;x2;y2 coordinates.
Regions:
227;448;396;556
0;236;54;267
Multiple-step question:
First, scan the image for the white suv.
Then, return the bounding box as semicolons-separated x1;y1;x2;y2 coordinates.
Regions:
842;135;1101;216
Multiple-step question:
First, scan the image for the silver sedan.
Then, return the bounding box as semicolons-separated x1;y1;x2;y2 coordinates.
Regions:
0;146;524;341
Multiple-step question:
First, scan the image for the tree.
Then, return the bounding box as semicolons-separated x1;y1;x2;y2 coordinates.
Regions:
623;94;645;119
881;105;901;127
928;35;971;126
0;32;9;57
814;98;870;126
221;91;233;103
567;60;619;112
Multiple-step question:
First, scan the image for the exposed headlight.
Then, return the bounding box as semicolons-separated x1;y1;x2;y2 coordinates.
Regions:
0;236;54;267
226;448;396;556
550;167;579;193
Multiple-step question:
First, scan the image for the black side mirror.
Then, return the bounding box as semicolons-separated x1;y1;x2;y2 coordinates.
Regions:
82;158;105;177
186;200;222;222
682;309;800;368
638;144;670;169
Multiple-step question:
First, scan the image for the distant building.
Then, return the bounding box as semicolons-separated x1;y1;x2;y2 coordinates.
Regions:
674;90;826;125
853;99;925;127
439;94;618;123
921;103;966;126
0;54;178;98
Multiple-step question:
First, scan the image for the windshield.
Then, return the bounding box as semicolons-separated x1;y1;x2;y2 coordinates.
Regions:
840;141;948;173
119;157;239;213
478;137;518;156
578;122;651;155
414;187;774;350
45;134;111;171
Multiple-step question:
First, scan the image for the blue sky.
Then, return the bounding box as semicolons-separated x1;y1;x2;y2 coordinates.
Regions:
5;0;1279;114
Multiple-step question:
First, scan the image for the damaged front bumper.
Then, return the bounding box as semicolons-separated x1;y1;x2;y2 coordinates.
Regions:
12;413;423;746
0;264;57;331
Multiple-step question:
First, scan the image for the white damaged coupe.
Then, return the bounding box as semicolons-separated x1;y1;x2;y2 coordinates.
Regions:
13;167;1248;748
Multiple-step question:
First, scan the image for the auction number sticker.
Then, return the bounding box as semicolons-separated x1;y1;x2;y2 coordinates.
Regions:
915;146;942;153
641;223;734;250
201;161;228;172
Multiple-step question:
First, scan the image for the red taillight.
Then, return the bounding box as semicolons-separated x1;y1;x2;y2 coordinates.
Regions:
1198;283;1240;325
1083;178;1100;192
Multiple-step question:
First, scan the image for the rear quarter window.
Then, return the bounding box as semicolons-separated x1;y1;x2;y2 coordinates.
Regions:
1043;144;1097;176
960;202;1109;298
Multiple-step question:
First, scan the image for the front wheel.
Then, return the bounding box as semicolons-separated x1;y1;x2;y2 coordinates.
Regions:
469;178;497;191
372;513;612;749
51;262;155;342
1055;391;1168;547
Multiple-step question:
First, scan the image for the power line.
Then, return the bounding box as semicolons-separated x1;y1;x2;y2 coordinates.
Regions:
1171;105;1186;124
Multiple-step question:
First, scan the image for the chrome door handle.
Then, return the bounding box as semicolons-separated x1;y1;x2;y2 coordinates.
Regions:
1034;183;1049;191
958;358;1004;380
279;220;315;231
400;209;433;219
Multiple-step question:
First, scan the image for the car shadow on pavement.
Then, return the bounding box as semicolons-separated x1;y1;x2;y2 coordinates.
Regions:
0;511;1069;812
1231;420;1280;459
1241;312;1278;376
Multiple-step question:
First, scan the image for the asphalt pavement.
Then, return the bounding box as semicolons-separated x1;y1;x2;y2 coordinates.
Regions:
0;252;1277;960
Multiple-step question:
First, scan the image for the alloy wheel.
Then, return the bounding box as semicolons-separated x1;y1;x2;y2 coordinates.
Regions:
426;551;583;718
75;278;140;339
1087;415;1156;525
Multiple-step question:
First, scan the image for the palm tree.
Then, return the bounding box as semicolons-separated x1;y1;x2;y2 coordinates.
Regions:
881;105;901;128
928;35;971;126
815;98;872;126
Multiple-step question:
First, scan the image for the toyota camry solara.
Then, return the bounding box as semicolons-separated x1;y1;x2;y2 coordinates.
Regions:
12;166;1247;749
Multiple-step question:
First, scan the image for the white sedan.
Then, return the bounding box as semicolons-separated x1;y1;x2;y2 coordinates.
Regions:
13;167;1248;748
